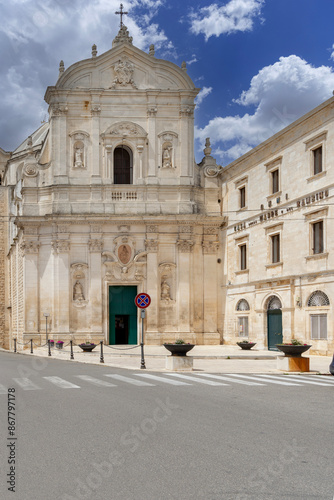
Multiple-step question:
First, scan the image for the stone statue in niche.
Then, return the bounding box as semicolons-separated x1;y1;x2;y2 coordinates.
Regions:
74;147;84;168
73;280;85;301
161;280;171;300
162;146;172;168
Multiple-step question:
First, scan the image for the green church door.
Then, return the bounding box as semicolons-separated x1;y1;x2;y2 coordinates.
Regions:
109;286;137;345
267;310;283;350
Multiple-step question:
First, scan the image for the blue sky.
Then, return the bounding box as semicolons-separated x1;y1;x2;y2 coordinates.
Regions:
1;0;334;164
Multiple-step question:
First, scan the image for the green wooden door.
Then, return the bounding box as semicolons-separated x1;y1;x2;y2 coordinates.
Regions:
267;310;283;350
109;286;137;345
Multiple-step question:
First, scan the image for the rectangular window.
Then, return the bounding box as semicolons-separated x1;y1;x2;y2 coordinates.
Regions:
313;221;323;254
240;244;247;270
311;314;327;339
239;186;246;209
271;234;280;263
238;317;249;337
272;169;279;194
313;146;322;175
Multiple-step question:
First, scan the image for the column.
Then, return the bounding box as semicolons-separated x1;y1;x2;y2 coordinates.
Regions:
202;240;219;336
177;239;194;333
22;240;39;335
145;238;159;332
89;238;103;333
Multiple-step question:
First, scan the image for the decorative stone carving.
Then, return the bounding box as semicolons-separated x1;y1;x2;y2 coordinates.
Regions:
69;131;89;170
118;244;131;264
91;225;102;233
20;240;40;255
58;60;65;78
51;104;68;116
147;225;158;233
74;146;84;168
105;122;146;138
180;107;193;117
112;25;133;47
177;240;194;253
158;131;178;170
73;280;85;301
147;107;157;116
103;241;147;282
71;263;88;308
204;226;218;235
199;138;223;177
89;239;103;252
179;225;192;234
23;164;38;177
145;239;158;252
202;241;219;254
159;263;176;304
91;44;97;57
52;240;70;253
162;146;172;168
91;105;101;116
111;58;137;89
149;44;155;57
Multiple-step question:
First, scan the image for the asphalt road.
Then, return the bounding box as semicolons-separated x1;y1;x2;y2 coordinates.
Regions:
0;351;333;500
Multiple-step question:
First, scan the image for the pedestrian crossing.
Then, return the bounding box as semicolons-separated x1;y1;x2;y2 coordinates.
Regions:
1;373;333;393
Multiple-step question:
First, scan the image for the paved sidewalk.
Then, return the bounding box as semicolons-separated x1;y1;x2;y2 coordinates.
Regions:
6;344;333;374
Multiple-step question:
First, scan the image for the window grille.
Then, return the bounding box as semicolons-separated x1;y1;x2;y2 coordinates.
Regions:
307;291;330;307
267;296;282;310
311;314;327;339
236;299;250;311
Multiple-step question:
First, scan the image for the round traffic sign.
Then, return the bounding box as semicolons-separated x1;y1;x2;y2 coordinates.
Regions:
135;293;151;309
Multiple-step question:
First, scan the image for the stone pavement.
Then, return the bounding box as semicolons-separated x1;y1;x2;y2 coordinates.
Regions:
7;344;333;374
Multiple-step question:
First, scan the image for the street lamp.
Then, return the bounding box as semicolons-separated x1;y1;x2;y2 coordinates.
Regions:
43;313;50;344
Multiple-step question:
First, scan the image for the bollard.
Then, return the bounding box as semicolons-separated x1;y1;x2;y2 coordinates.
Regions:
70;340;74;360
330;354;334;376
14;338;17;353
100;341;104;363
48;339;51;357
30;339;33;354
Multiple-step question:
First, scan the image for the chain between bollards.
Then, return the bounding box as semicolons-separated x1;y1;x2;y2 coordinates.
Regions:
48;340;51;357
100;341;104;363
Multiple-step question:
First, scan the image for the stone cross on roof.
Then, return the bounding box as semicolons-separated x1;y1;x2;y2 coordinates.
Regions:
115;3;128;28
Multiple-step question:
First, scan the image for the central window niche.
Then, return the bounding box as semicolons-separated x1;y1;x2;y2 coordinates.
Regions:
101;121;148;183
114;146;133;184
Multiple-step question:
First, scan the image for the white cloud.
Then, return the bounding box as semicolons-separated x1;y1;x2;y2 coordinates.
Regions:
195;55;334;163
189;0;264;40
330;43;334;61
195;86;213;107
186;54;198;65
0;0;170;150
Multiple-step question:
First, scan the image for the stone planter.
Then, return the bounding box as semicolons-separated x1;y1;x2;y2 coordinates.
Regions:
237;342;256;350
79;343;97;352
163;344;195;356
56;343;64;350
276;344;311;357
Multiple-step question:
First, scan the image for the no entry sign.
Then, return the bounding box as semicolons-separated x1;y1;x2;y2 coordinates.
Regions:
135;293;151;309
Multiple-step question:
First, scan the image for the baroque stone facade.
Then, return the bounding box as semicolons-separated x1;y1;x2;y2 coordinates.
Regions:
1;26;334;354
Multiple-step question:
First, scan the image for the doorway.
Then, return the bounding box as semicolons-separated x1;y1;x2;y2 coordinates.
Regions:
109;286;137;344
267;296;283;350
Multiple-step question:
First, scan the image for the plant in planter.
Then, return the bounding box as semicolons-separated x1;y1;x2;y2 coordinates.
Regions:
56;341;64;350
163;339;195;356
237;340;256;350
79;342;97;352
276;339;311;357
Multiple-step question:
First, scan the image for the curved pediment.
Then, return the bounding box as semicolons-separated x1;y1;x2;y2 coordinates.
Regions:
101;121;147;139
45;35;197;101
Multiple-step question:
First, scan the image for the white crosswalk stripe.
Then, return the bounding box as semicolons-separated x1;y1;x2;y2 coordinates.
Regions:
105;374;155;386
12;378;42;391
226;374;301;386
136;373;191;385
306;375;334;384
166;373;226;386
262;375;331;386
75;375;116;387
43;376;80;389
0;384;8;394
195;373;265;385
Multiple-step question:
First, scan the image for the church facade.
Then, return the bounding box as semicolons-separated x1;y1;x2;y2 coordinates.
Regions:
0;26;333;354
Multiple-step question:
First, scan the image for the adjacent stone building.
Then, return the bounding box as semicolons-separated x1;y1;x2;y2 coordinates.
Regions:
0;26;333;354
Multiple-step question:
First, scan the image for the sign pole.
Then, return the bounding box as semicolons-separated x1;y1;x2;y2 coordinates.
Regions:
140;309;146;369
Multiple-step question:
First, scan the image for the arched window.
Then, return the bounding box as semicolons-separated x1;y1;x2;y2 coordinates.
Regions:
114;146;132;184
267;296;282;310
236;299;250;311
307;291;330;307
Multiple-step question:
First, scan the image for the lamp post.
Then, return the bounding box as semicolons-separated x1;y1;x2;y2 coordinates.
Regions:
43;313;50;344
